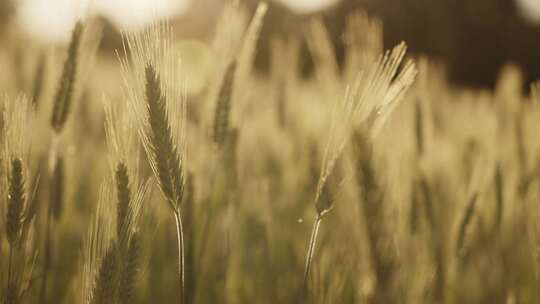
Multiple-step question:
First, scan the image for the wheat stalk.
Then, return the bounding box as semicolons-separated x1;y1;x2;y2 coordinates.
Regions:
302;36;416;293
119;21;187;303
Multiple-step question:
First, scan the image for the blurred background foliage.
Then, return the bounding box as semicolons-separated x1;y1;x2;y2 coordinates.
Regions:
1;0;540;88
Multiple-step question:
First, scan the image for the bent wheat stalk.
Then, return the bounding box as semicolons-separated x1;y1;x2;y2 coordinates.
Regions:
302;26;417;296
144;64;186;303
303;214;322;286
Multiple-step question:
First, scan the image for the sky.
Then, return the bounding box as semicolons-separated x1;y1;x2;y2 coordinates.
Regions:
274;0;338;13
16;0;342;42
17;0;189;42
15;0;540;42
516;0;540;24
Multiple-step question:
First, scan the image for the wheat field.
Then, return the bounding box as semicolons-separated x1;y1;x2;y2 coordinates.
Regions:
1;2;539;304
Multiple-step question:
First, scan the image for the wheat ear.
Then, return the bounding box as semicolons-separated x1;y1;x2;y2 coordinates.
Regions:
144;63;186;303
212;61;237;148
91;242;119;304
51;21;83;133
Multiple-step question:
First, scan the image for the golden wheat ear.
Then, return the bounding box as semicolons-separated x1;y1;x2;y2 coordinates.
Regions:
3;96;32;247
32;51;48;108
2;95;33;304
91;241;120;304
51;21;83;133
120;20;187;303
212;60;237;149
144;63;185;211
115;162;131;242
6;157;26;247
117;232;141;304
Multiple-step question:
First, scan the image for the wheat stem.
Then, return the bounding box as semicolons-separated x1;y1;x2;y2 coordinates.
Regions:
40;202;52;304
6;245;14;304
174;210;185;304
303;214;322;290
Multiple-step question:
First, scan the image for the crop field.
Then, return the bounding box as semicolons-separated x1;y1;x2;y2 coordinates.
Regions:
0;2;539;304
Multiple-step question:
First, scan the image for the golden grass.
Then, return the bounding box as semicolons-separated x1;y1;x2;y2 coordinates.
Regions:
1;4;540;304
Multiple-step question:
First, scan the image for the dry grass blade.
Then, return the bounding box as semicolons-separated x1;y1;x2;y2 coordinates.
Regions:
456;193;478;258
